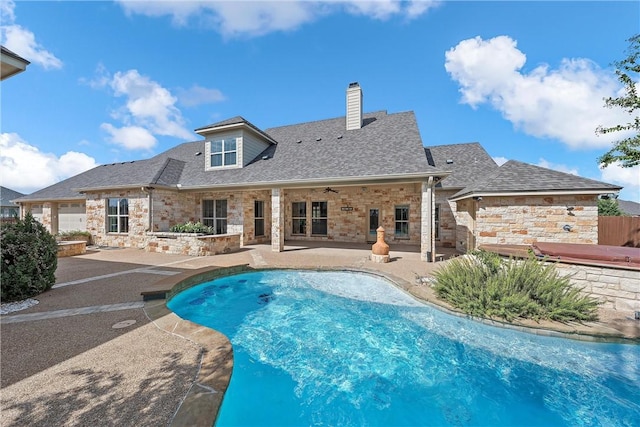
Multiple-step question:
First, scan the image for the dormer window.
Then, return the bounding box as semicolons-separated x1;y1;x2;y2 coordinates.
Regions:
211;138;237;167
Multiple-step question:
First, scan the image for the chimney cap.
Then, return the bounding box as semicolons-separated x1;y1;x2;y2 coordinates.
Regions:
348;82;360;88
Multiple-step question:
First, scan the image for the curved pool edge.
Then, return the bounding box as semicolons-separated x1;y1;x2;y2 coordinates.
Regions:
142;265;251;427
142;264;639;427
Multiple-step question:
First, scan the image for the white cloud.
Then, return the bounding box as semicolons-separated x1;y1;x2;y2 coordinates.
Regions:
116;0;438;37
0;1;62;70
444;35;631;150
537;158;579;176
177;84;226;107
1;0;16;22
492;156;508;166
100;123;157;151
94;69;194;150
601;162;640;202
0;133;97;194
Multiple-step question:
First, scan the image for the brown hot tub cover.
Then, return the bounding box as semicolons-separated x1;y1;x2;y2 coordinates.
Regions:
532;242;640;267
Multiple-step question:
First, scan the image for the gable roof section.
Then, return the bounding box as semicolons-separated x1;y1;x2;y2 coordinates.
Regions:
176;110;438;188
13;153;192;202
15;110;440;201
0;186;25;206
450;160;622;200
194;115;278;145
425;142;498;189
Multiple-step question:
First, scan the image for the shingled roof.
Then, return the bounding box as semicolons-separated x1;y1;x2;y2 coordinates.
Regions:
450;160;622;200
425;142;498;189
618;199;640;216
0;186;25;206
15;110;441;202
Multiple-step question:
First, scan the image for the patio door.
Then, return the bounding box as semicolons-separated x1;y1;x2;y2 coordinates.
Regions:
367;207;380;242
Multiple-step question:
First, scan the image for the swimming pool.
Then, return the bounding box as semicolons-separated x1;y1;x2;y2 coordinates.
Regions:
168;269;640;426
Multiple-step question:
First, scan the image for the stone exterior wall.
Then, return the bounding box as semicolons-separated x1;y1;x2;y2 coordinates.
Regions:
553;262;639;313
449;194;599;251
435;190;458;248
283;183;423;245
86;189;150;248
53;182;432;255
242;190;271;245
453;198;476;253
151;189;195;232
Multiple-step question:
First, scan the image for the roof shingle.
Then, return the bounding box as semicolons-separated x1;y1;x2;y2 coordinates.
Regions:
451;160;622;199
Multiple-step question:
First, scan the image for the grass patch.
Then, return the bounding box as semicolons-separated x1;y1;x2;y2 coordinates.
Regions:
432;250;599;323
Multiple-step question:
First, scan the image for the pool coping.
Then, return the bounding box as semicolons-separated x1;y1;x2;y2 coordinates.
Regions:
142;264;640;427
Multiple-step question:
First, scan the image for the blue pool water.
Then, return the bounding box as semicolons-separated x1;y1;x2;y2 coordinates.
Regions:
168;270;640;427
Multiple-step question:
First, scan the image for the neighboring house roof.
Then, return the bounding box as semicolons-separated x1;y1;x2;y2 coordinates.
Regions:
0;186;25;206
618;199;640;216
14;110;441;202
450;160;622;201
1;46;30;80
425;142;498;189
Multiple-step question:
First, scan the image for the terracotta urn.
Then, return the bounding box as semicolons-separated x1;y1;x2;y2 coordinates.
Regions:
372;226;390;255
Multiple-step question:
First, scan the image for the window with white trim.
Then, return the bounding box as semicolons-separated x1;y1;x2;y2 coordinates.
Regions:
311;201;328;235
254;200;265;237
292;202;306;235
203;199;227;234
210;138;237;167
394;205;409;239
107;198;129;233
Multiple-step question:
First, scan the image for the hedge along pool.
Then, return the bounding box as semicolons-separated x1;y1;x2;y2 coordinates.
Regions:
167;270;640;427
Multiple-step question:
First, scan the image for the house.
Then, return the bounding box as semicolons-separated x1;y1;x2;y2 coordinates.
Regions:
13;83;623;259
14;83;446;259
0;186;24;219
426;143;621;251
618;199;640;217
1;46;30;80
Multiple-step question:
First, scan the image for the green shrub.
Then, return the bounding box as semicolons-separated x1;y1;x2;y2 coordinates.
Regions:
1;212;58;302
169;221;214;234
433;250;599;322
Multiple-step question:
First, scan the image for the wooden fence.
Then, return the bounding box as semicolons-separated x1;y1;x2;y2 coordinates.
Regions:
598;216;640;247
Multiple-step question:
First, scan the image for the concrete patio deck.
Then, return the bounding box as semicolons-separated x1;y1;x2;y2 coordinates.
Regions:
1;242;638;426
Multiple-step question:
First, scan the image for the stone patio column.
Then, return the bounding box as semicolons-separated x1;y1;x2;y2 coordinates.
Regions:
271;188;284;252
421;178;435;262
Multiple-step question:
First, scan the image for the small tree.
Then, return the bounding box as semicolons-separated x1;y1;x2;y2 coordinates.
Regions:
1;212;58;302
598;198;625;216
597;34;640;169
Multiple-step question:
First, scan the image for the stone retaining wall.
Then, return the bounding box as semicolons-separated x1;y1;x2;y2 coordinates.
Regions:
145;233;241;256
552;262;639;313
57;241;86;257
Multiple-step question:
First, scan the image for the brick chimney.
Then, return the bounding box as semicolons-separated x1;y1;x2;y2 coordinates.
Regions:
346;82;362;131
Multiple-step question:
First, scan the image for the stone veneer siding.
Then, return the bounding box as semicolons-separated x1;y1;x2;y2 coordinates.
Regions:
241;190;271;246
553;262;639;313
66;182;433;254
283;183;424;245
451;195;599;251
435;190;458;249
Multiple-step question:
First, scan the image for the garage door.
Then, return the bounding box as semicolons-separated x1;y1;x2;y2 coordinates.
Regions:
58;203;86;232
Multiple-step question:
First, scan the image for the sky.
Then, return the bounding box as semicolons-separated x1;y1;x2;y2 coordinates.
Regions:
1;0;639;202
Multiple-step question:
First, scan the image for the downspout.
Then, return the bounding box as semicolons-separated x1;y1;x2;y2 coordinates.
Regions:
428;176;435;263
